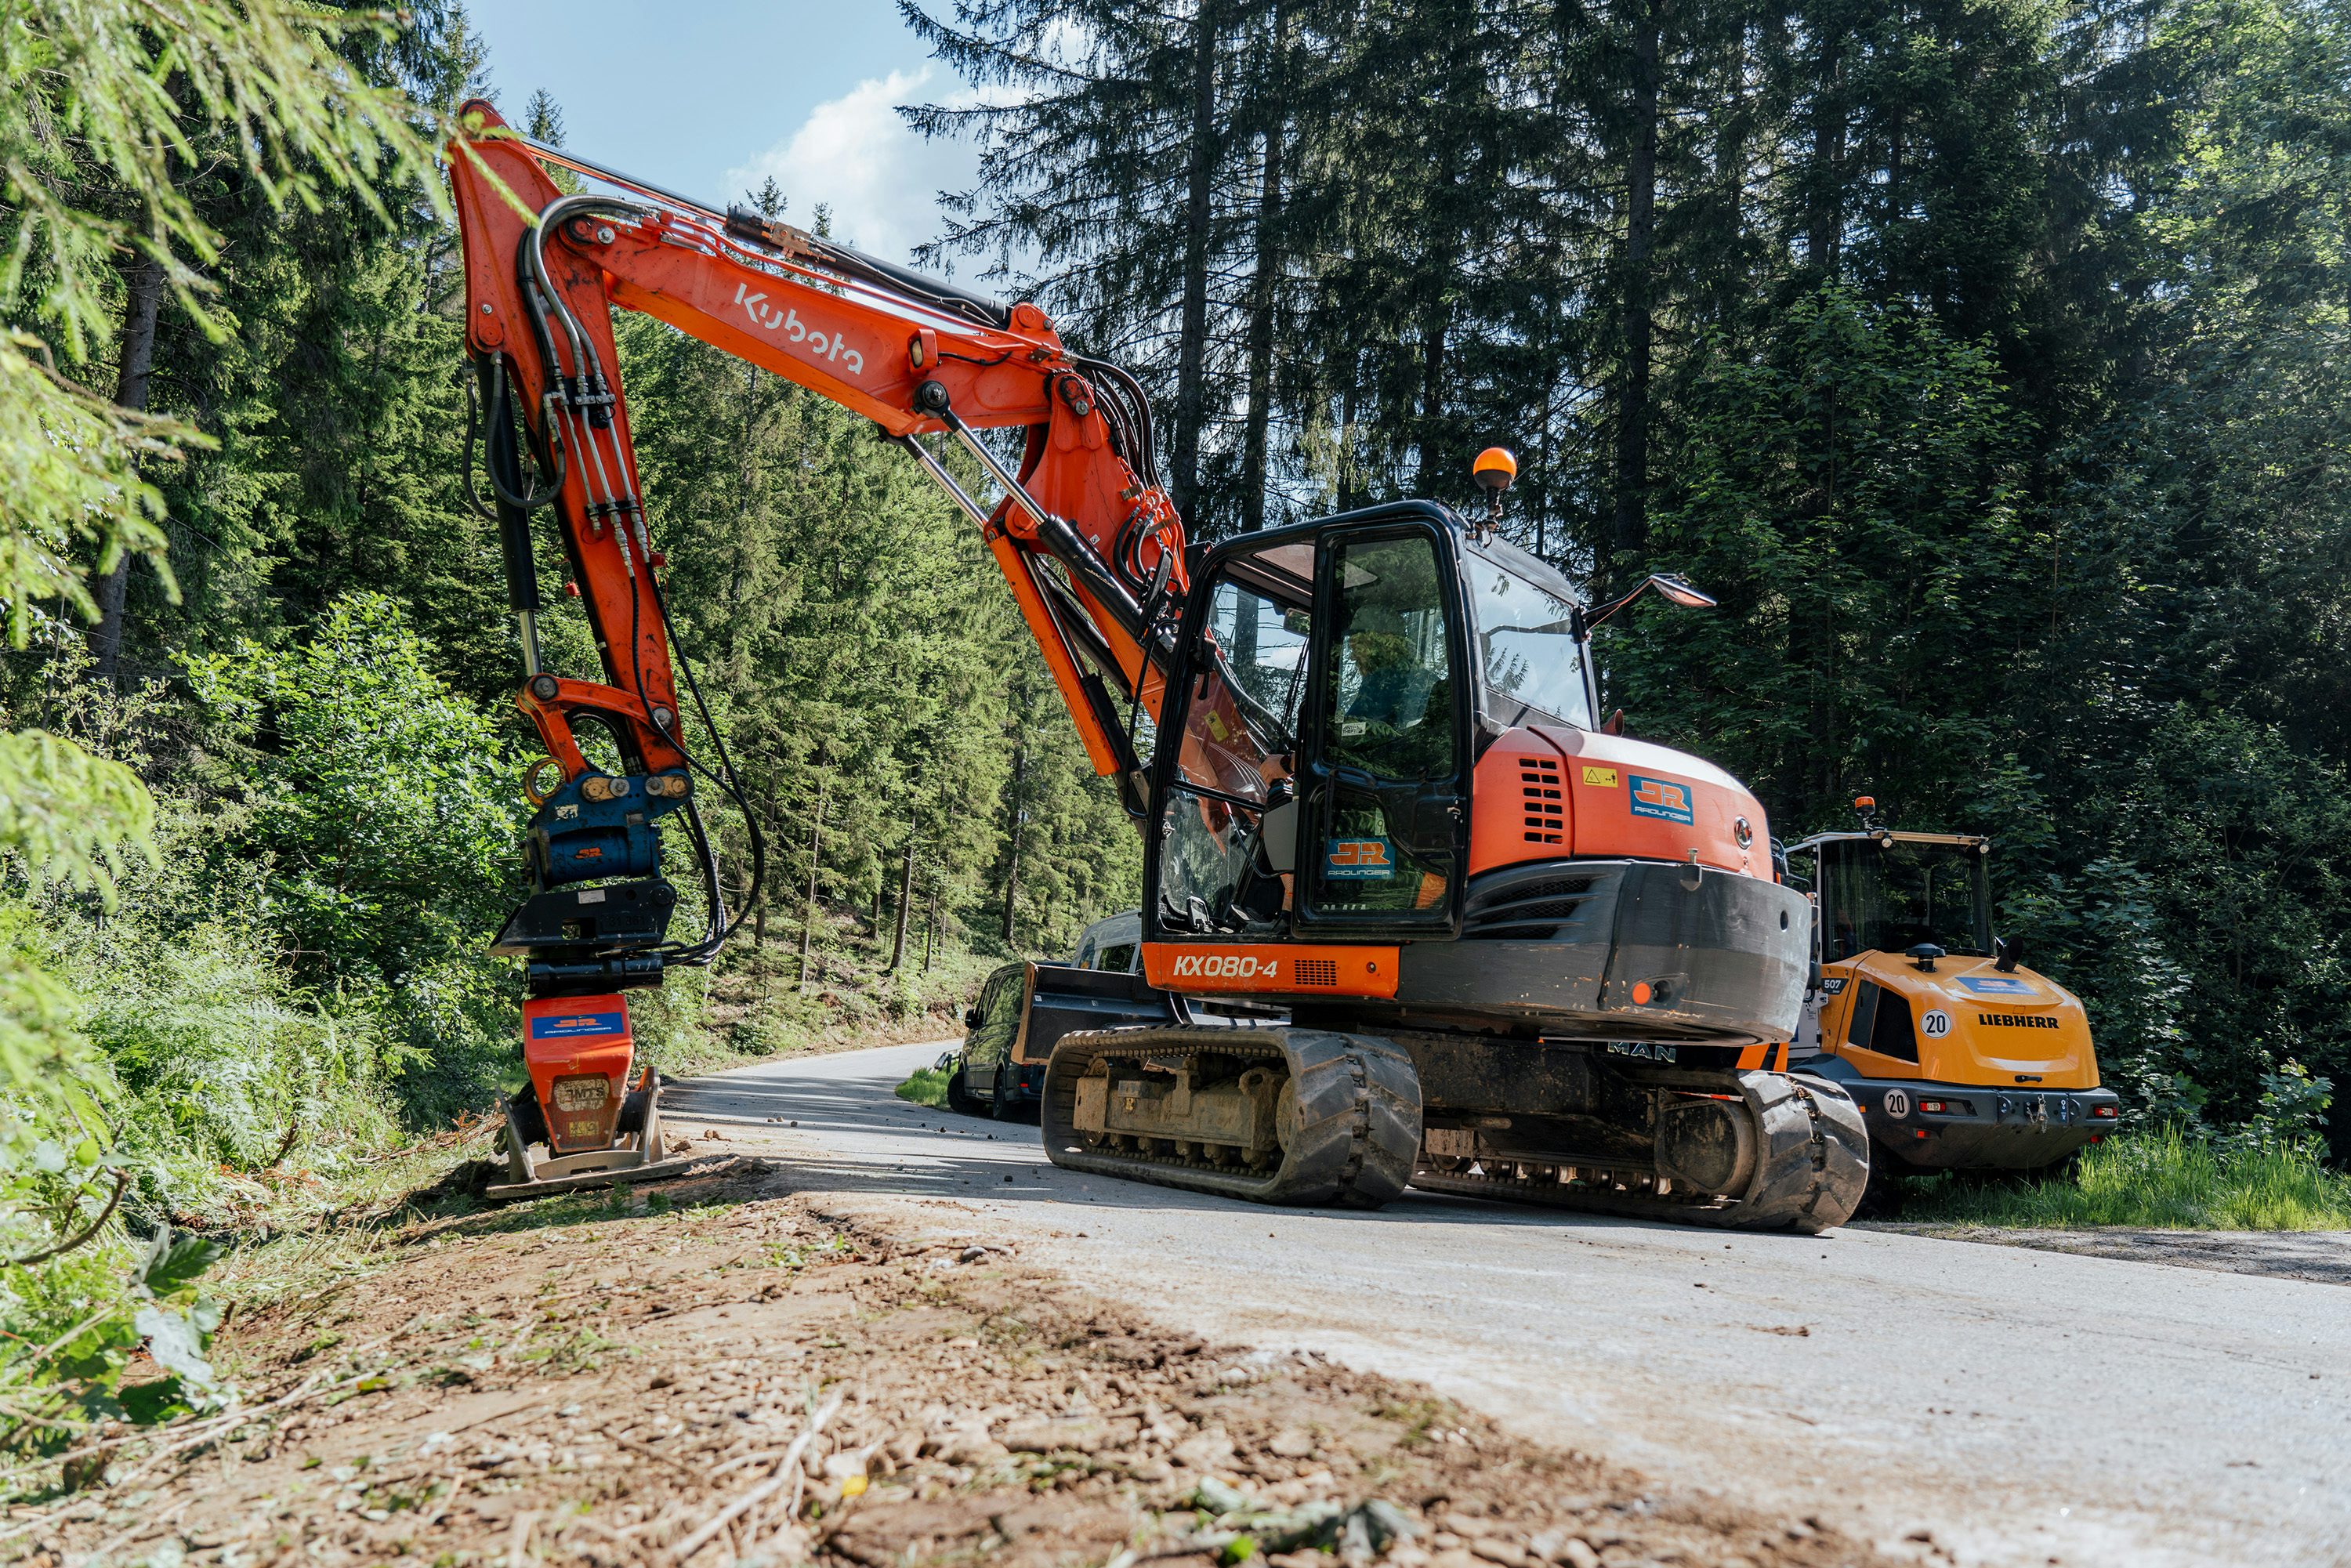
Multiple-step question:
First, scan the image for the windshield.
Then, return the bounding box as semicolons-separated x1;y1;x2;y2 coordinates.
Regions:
1468;556;1592;727
1820;839;1991;958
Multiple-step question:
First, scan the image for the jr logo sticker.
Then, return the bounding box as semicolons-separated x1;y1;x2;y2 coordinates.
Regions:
1627;774;1694;825
732;284;865;377
531;1010;625;1040
1324;838;1395;879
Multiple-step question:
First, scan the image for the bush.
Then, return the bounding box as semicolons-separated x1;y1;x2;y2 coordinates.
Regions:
182;593;526;1123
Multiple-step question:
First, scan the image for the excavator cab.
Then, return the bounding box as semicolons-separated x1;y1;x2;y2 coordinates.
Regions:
1784;822;2121;1200
1149;505;1477;947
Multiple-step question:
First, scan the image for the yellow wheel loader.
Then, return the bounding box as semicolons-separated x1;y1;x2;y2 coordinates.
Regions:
1782;800;2120;1213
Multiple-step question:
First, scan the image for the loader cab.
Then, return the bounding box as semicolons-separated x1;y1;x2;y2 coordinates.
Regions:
1792;831;1994;965
1143;502;1491;954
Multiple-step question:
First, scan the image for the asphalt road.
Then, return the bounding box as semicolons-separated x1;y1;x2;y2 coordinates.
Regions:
665;1042;2351;1568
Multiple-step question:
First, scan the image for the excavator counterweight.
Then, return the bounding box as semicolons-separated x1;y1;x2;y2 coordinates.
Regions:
444;107;1867;1226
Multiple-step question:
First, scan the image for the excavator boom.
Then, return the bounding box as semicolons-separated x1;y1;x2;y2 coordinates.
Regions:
448;103;1190;802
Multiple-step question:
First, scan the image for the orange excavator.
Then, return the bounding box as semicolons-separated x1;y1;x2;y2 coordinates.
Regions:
447;104;1870;1227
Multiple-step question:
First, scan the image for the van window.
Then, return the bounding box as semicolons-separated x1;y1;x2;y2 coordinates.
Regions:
970;970;1023;1063
1098;943;1137;975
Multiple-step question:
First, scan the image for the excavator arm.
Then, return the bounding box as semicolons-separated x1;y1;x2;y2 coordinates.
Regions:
448;100;1190;846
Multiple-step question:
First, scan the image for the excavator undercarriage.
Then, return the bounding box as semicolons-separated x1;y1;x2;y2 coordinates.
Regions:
1034;1024;1866;1233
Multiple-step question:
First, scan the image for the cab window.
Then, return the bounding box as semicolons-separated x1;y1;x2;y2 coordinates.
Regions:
1824;840;1991;958
1468;556;1592;727
1157;567;1310;932
969;970;1023;1063
1304;531;1464;922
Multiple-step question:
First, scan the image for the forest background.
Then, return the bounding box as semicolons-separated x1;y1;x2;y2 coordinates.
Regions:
0;0;2346;1445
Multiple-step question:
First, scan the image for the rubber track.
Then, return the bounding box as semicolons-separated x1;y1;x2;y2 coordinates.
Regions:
1410;1070;1870;1233
1041;1027;1422;1208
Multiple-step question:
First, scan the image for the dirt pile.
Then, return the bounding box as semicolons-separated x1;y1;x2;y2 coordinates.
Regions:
13;1162;1897;1568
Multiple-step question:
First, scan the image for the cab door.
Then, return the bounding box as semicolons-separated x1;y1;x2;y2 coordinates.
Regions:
1294;520;1473;938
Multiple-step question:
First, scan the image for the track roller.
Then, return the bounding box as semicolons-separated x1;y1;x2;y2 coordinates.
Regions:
1041;1027;1422;1208
1411;1069;1871;1233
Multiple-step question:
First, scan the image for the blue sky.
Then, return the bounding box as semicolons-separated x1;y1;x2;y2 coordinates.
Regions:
466;2;985;262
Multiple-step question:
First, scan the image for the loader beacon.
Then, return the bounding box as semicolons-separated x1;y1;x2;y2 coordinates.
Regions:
445;105;1870;1226
1782;798;2120;1205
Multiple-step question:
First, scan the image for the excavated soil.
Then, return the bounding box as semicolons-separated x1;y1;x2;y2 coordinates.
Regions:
14;1160;1906;1568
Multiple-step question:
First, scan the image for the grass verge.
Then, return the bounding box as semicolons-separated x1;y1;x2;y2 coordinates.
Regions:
1898;1126;2351;1229
894;1063;953;1107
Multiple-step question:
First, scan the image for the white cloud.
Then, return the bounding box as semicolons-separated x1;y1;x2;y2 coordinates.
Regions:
724;66;981;265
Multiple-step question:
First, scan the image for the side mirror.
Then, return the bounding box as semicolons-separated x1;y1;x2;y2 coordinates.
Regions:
962;1006;983;1028
1585;573;1719;632
1994;935;2025;973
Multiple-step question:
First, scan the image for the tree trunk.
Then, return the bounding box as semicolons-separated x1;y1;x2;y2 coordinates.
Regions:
1169;0;1221;525
1807;29;1845;273
1239;1;1291;534
753;780;778;951
798;768;827;994
925;881;940;973
1415;304;1448;495
1000;741;1027;945
889;837;915;972
92;255;166;683
1611;0;1662;567
1337;368;1363;512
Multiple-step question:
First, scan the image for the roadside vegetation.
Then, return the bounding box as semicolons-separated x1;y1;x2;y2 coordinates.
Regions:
0;1;1125;1481
1900;1128;2351;1231
895;1062;956;1108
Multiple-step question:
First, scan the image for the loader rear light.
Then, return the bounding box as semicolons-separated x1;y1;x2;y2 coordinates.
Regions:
1917;1098;1973;1115
2091;1103;2119;1120
551;1074;613;1113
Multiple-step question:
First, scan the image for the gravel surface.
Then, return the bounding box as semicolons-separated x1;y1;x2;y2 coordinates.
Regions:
661;1042;2351;1568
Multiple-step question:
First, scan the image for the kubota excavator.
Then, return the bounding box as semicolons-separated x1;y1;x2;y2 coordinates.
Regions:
447;103;1870;1228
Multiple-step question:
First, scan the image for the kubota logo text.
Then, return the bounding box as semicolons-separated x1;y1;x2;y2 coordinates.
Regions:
1169;953;1279;981
733;284;864;377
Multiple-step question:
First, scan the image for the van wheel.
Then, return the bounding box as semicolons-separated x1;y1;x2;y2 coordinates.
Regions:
992;1076;1031;1123
946;1069;980;1117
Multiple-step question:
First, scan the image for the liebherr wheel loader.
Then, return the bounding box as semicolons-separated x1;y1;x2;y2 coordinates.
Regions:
443;106;1869;1227
1782;801;2121;1212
